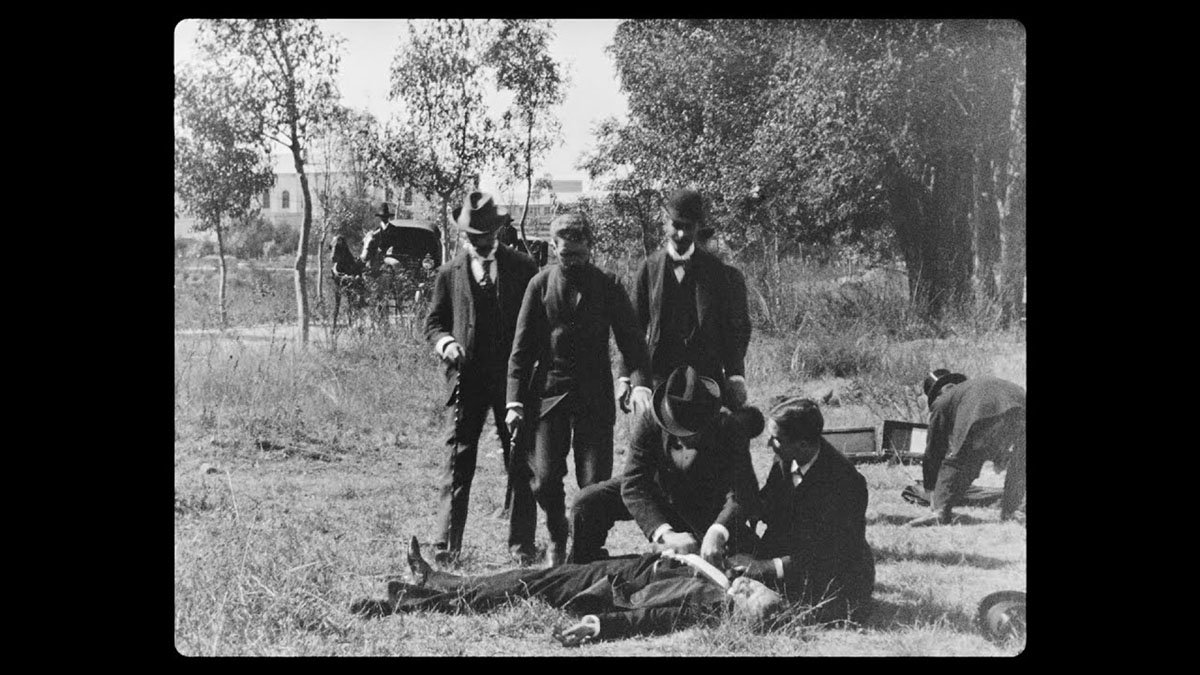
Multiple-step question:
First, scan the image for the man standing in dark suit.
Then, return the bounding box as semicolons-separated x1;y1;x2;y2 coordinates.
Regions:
616;189;752;416
505;213;651;566
908;370;1027;527
731;396;875;624
569;366;764;566
424;191;539;565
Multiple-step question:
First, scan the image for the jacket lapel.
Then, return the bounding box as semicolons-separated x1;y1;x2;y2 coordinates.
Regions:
454;252;474;341
692;250;713;330
649;251;665;330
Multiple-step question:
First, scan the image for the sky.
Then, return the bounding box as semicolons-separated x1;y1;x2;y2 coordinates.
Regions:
173;19;629;195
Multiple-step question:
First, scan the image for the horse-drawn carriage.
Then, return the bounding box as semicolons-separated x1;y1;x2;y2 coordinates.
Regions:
331;219;442;331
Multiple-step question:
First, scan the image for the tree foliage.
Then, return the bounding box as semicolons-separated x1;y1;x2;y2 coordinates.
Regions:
367;19;500;262
193;19;344;342
487;19;566;258
586;19;1026;320
175;65;276;326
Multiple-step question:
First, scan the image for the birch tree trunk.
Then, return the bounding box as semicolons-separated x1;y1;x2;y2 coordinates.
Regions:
215;216;228;329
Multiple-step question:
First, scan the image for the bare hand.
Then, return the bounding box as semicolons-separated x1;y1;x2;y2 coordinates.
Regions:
553;615;600;647
443;342;465;366
700;526;728;567
505;408;524;436
661;531;699;555
616;380;632;414
630;387;652;415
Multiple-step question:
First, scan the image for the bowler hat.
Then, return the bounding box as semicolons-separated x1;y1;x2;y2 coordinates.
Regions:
376;202;395;219
651;366;723;438
453;192;511;234
664;189;705;226
977;590;1026;645
923;369;968;407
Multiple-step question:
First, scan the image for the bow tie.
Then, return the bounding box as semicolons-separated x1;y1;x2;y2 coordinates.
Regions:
670;258;690;268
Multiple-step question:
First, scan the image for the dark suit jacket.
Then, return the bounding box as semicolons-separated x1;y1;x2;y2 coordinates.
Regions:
924;376;1027;488
507;263;650;425
620;247;750;384
755;439;874;614
424;245;539;405
621;408;760;548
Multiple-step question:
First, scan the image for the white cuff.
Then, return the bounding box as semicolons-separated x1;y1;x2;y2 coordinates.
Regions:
634;386;652;397
652;523;674;544
507;402;524;410
435;336;456;357
619;376;631;384
773;557;785;579
706;523;729;542
728;375;745;384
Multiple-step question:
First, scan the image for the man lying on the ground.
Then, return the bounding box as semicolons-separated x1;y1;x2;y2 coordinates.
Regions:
350;537;784;646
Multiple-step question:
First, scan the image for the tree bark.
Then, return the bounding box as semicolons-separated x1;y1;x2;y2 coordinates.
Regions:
997;74;1026;327
970;151;1000;305
293;145;312;346
441;195;452;263
215;216;228;329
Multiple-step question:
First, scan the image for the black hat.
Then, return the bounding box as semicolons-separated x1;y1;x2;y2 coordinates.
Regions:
977;590;1026;645
923;369;968;407
452;191;511;234
664;188;705;226
375;202;394;219
651;366;723;437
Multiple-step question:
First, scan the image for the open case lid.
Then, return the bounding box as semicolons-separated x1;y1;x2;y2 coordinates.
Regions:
821;426;881;463
881;420;929;462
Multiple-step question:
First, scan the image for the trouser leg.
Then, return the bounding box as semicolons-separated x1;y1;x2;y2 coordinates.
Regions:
435;384;488;553
572;407;614;489
999;411;1027;518
931;454;984;518
569;476;631;563
531;406;573;546
499;391;537;553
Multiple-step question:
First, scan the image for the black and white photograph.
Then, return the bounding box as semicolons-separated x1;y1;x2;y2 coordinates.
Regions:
174;18;1027;656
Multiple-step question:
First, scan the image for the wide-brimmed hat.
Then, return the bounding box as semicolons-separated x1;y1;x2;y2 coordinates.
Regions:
923;369;968;407
651;366;723;438
375;202;394;219
977;590;1026;645
453;191;511;234
664;188;705;226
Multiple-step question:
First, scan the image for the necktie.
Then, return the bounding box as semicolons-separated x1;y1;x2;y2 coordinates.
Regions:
480;259;494;290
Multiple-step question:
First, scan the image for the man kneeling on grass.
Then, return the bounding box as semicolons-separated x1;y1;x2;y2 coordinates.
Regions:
350;536;784;646
351;397;876;644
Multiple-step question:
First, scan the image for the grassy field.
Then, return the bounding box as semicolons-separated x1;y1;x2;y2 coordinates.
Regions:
174;259;1026;656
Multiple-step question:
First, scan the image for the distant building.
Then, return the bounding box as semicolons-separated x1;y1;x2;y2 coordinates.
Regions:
175;150;439;240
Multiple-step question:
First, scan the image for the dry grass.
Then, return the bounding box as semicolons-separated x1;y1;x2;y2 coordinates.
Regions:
175;260;1026;656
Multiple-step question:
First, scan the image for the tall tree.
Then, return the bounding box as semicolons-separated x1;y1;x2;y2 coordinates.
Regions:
589;19;1026;321
310;106;378;309
373;19;498;263
175;66;276;328
194;19;343;344
486;19;566;260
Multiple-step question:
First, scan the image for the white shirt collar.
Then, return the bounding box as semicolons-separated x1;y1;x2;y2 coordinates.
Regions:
790;448;819;478
666;242;695;262
465;243;496;262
